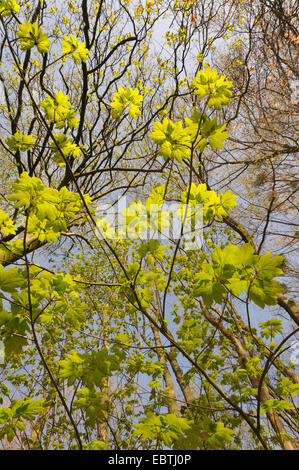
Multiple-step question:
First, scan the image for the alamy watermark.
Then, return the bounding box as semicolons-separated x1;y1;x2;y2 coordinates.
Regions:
0;340;4;365
95;197;203;251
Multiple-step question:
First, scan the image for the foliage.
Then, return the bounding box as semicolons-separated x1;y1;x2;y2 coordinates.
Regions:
17;21;50;53
0;0;298;452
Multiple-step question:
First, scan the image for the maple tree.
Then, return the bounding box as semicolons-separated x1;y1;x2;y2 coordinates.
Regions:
0;0;298;451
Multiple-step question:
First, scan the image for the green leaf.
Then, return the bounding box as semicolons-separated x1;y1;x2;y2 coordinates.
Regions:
259;319;283;339
6;131;36;152
194;264;227;307
61;34;89;64
149;118;191;162
192;65;233;110
133;413;191;448
206;422;234;449
249;279;283;308
0;0;20;17
201;117;229;149
11;398;44;420
254;253;284;280
17;21;50;53
41;91;79;129
84;440;108;450
260;399;294;414
0;407;13;424
110;86;143;120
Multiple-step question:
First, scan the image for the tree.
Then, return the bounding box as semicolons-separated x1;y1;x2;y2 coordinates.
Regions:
0;0;298;450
